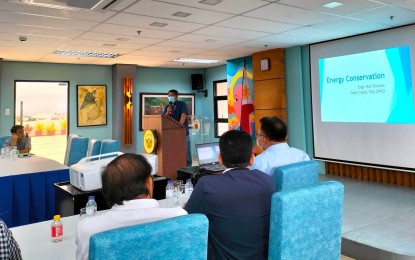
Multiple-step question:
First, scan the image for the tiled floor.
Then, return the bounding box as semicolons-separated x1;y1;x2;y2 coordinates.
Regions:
320;174;415;259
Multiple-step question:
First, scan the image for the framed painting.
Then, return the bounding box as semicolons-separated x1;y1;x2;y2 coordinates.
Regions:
139;92;195;131
77;85;107;127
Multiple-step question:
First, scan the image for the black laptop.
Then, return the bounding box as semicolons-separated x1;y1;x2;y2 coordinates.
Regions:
195;142;226;172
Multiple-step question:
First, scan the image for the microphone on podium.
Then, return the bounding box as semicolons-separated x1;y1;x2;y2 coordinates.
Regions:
168;102;172;116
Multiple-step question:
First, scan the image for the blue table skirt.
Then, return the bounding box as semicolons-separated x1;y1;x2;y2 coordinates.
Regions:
0;169;69;228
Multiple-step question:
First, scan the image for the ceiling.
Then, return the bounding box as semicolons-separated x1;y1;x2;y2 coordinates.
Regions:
0;0;414;68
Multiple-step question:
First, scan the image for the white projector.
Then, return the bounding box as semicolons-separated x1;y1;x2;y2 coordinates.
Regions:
69;152;158;191
141;153;158;176
70;152;123;191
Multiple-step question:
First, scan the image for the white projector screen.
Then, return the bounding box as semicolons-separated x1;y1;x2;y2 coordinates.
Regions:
310;24;415;171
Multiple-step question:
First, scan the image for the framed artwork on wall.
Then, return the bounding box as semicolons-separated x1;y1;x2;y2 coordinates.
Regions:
76;85;107;127
139;92;195;131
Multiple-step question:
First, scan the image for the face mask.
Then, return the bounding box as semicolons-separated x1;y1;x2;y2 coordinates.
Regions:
256;136;264;149
168;96;175;103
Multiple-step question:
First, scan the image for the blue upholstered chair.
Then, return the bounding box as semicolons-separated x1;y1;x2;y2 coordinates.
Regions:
89;214;209;260
0;135;11;148
87;139;102;157
64;134;89;166
100;139;120;154
268;181;344;260
271;160;319;192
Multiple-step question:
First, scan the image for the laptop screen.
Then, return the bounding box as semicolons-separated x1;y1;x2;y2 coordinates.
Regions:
195;142;220;166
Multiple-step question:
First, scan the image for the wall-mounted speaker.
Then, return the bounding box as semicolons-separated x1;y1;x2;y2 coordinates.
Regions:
191;74;204;90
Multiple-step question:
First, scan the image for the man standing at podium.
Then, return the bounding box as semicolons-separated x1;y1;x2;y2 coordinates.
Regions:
163;89;191;166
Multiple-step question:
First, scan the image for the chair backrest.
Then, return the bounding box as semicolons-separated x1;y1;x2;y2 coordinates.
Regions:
272;160;319;192
86;139;102;157
100;139;120;154
89;214;209;260
64;134;89;166
268;181;344;260
0;135;11;148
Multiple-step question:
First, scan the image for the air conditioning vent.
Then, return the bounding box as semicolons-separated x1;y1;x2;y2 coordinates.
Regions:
5;0;120;11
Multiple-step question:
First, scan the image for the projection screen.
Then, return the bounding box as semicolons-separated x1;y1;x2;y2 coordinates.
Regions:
310;24;415;171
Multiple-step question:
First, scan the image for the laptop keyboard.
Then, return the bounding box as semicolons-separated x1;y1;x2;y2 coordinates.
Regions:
202;164;226;172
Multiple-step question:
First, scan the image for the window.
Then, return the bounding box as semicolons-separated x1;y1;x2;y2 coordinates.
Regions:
213;80;228;137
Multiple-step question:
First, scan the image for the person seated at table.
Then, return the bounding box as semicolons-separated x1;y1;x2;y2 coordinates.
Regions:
3;125;31;153
0;219;22;260
250;116;310;175
185;130;275;260
75;153;187;260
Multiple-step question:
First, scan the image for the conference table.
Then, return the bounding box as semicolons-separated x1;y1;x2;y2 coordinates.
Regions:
11;200;168;260
0;155;69;228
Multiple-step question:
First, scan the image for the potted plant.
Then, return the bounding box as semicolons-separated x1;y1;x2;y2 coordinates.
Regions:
60;120;67;135
47;123;56;136
35;123;44;136
24;124;33;135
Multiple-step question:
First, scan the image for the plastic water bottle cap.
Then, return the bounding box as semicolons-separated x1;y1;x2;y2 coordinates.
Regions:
53;215;61;221
88;196;95;200
168;180;173;184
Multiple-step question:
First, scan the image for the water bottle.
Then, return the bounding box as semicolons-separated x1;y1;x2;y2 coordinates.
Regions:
184;179;193;203
10;146;18;162
51;215;63;243
85;196;97;216
165;180;174;208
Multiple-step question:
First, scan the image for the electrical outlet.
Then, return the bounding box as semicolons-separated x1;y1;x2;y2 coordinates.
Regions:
5;109;10;115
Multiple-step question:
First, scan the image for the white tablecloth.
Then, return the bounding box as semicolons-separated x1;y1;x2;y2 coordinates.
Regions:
0;155;68;177
11;199;169;260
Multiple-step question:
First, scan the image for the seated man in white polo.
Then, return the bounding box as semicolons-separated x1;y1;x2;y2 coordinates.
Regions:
76;153;187;260
251;116;310;175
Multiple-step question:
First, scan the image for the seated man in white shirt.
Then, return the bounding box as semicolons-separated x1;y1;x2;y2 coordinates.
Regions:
250;116;310;175
75;153;187;260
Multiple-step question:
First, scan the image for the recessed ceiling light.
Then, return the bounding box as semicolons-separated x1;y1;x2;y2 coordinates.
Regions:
323;2;343;8
150;22;169;27
53;50;121;58
116;38;130;41
199;0;222;6
205;39;217;42
173;58;220;64
173;11;191;17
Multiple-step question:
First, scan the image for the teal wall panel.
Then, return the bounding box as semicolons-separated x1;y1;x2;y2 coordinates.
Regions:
0;61;113;140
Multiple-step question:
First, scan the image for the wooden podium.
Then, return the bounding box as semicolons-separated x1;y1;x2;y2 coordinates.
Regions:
143;115;187;179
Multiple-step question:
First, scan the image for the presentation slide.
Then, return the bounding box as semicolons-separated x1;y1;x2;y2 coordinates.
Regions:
310;24;415;170
320;46;415;123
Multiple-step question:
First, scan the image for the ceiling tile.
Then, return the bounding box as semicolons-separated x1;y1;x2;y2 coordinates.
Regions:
278;0;385;15
170;33;247;45
92;23;185;39
279;26;351;41
216;16;302;33
351;5;415;26
124;0;234;24
67;39;146;50
191;26;271;40
79;31;164;45
106;13;206;33
0;23;84;38
153;0;270;14
0;10;98;31
393;0;415;12
311;17;391;34
0;1;117;22
244;3;339;26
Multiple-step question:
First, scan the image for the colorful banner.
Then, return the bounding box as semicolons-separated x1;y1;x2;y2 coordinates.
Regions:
227;57;256;145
